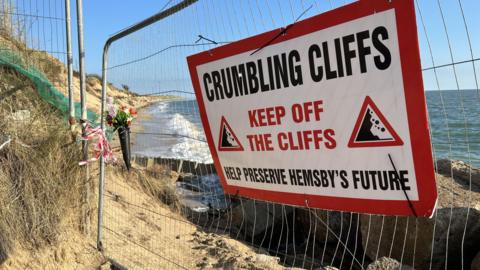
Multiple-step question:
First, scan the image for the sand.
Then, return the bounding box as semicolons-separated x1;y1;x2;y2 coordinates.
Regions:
1;163;295;270
98;166;292;270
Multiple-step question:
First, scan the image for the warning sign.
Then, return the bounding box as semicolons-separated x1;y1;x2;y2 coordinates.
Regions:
348;96;403;148
187;0;437;216
218;116;244;151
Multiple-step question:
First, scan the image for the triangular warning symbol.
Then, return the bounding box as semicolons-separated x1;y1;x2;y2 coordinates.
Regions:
218;116;244;151
348;96;403;148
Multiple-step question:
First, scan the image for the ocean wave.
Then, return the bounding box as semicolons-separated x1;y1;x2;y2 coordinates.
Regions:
171;138;212;164
166;113;206;142
163;113;212;163
133;100;213;163
150;101;170;114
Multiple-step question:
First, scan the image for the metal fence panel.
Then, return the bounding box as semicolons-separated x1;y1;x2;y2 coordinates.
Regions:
98;1;480;269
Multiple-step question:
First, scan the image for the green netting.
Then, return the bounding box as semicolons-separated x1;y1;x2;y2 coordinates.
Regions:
0;48;98;123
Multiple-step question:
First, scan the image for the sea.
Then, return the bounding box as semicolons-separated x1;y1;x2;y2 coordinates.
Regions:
132;90;480;168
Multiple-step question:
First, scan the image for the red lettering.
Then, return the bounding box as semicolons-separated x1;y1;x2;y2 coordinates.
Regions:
276;129;335;151
248;110;259;127
324;129;336;149
277;132;288;150
303;102;313;122
313;129;323;149
257;108;266;126
291;104;303;123
248;106;286;127
246;133;274;151
313;100;323;121
302;130;313;150
275;106;286;124
291;100;324;123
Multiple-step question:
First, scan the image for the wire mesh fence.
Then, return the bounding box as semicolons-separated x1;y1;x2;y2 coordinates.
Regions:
98;0;479;269
0;0;106;256
0;0;92;122
0;0;96;266
0;0;67;80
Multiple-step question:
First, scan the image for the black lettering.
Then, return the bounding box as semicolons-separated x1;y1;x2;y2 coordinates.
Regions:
342;34;356;76
243;168;249;181
236;167;242;180
267;57;276;90
320;170;329;187
379;171;389;190
203;73;214;102
221;69;233;98
289;169;297;185
303;169;313;186
313;170;321;187
399;170;410;190
352;170;360;189
308;44;323;82
328;170;336;188
356;30;371;73
212;71;223;100
232;64;248;96
246;61;259;94
334;38;344;77
257;59;270;92
322;41;337;80
340;170;349;188
248;168;254;181
289;50;303;86
361;171;370;189
372;26;391;70
258;168;265;182
388;171;400;190
224;167;231;179
368;171;378;190
273;53;289;89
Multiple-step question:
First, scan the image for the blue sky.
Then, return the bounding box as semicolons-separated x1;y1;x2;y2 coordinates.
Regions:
8;0;478;93
62;0;480;93
70;0;171;75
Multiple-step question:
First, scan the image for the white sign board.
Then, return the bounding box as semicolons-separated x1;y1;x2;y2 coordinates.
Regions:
187;0;437;216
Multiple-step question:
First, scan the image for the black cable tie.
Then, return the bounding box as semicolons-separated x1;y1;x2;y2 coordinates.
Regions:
195;35;218;45
388;153;418;217
250;4;313;56
250;26;290;56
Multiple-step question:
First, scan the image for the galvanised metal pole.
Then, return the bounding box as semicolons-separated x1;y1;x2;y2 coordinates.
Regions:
76;0;87;123
64;0;74;127
76;0;89;235
97;42;108;251
96;0;198;251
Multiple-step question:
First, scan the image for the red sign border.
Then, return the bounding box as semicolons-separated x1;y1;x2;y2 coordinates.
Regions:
187;0;437;217
348;96;404;148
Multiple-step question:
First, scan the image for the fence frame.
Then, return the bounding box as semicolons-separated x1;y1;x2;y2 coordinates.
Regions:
94;1;480;269
64;0;74;125
96;0;198;252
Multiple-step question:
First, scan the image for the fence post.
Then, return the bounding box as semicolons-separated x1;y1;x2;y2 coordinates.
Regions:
76;0;90;236
64;0;74;128
97;41;109;251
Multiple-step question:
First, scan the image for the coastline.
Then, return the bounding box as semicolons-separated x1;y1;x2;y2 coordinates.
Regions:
129;101;156;149
107;96;180;158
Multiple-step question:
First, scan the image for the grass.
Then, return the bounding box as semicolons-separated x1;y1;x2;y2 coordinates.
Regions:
0;5;175;265
0;65;85;263
0;4;86;262
117;165;180;211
